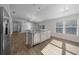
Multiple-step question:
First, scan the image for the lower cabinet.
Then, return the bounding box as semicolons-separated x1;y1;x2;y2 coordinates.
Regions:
34;33;40;45
33;31;51;45
40;32;47;42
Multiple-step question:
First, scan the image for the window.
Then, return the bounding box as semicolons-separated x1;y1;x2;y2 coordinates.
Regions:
65;20;77;35
56;22;63;33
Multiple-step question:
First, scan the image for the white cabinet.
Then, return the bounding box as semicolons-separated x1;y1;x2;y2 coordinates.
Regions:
33;31;51;46
34;33;40;45
47;31;51;39
40;31;51;43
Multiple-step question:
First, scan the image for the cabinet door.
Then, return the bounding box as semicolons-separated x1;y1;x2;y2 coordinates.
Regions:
40;32;46;42
34;33;40;45
47;31;51;39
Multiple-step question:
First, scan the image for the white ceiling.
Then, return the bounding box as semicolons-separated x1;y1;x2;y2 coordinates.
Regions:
10;4;79;22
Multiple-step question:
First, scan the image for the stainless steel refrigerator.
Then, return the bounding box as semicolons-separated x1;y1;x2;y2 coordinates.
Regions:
0;7;10;55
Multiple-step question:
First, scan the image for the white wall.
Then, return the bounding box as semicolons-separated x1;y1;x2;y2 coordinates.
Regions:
39;13;79;43
22;22;39;33
12;18;39;33
22;22;33;32
39;20;56;34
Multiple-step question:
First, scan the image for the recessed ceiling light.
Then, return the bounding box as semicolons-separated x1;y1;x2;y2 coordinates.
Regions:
65;7;69;11
60;7;69;12
60;5;69;12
